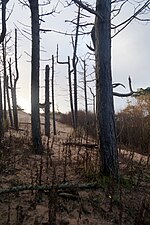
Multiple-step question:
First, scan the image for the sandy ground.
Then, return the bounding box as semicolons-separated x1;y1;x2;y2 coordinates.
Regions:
0;111;149;225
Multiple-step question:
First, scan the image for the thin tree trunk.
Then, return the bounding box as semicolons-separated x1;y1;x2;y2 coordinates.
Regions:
29;0;43;154
72;5;81;128
51;55;56;135
45;65;50;137
0;76;4;141
9;59;18;129
56;46;75;129
89;87;96;117
6;75;13;127
68;56;75;128
83;60;88;125
95;0;119;178
13;28;19;130
2;42;7;121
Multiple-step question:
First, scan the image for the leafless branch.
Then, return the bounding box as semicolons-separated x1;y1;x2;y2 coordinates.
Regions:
56;44;68;64
40;28;89;36
72;0;103;20
113;77;135;97
111;0;128;20
112;0;150;38
113;83;125;88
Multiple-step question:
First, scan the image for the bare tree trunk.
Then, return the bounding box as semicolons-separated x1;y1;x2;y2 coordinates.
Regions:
0;0;9;43
95;0;119;178
0;0;10;138
56;46;75;128
8;59;18;130
89;87;96;117
2;42;7;121
72;5;81;128
6;75;13;127
51;55;56;135
68;56;75;128
45;65;50;137
13;28;19;130
29;0;43;154
0;76;4;141
83;60;88;125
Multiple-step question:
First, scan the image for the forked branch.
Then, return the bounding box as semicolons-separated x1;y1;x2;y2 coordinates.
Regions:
72;0;103;20
113;76;135;97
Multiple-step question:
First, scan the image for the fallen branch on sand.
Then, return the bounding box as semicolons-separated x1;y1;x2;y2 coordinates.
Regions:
0;182;104;195
63;142;98;149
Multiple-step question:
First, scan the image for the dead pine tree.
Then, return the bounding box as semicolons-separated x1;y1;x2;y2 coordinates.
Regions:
72;4;81;128
83;60;88;126
0;0;10;139
29;0;43;154
51;55;56;135
0;76;4;141
6;75;13;127
0;0;10;43
45;65;50;138
2;41;7;122
1;38;13;128
56;45;75;128
8;57;18;130
72;0;144;179
13;28;19;130
89;87;96;118
95;0;119;177
68;56;75;129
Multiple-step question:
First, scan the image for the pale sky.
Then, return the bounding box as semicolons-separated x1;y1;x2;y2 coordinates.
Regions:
2;0;150;113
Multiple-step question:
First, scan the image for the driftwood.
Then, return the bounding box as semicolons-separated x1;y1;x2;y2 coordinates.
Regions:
63;142;98;149
0;182;103;195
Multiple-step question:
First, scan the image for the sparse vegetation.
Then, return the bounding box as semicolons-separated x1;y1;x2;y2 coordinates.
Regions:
116;89;150;155
0;112;149;225
0;0;150;224
59;110;97;139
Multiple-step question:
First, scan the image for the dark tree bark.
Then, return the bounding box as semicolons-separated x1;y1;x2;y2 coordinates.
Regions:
45;65;50;137
83;60;88;125
56;46;75;128
29;0;43;154
0;76;4;141
68;56;75;129
51;55;56;135
13;28;19;130
2;42;7;121
95;0;119;178
6;75;13;127
0;0;9;141
72;5;81;128
0;0;9;44
89;87;96;117
8;58;18;130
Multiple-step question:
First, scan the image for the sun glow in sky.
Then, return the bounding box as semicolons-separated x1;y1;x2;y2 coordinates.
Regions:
2;0;150;114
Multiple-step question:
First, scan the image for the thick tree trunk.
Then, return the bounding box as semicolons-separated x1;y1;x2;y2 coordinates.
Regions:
95;0;119;178
0;0;9;44
45;65;50;137
29;0;43;154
